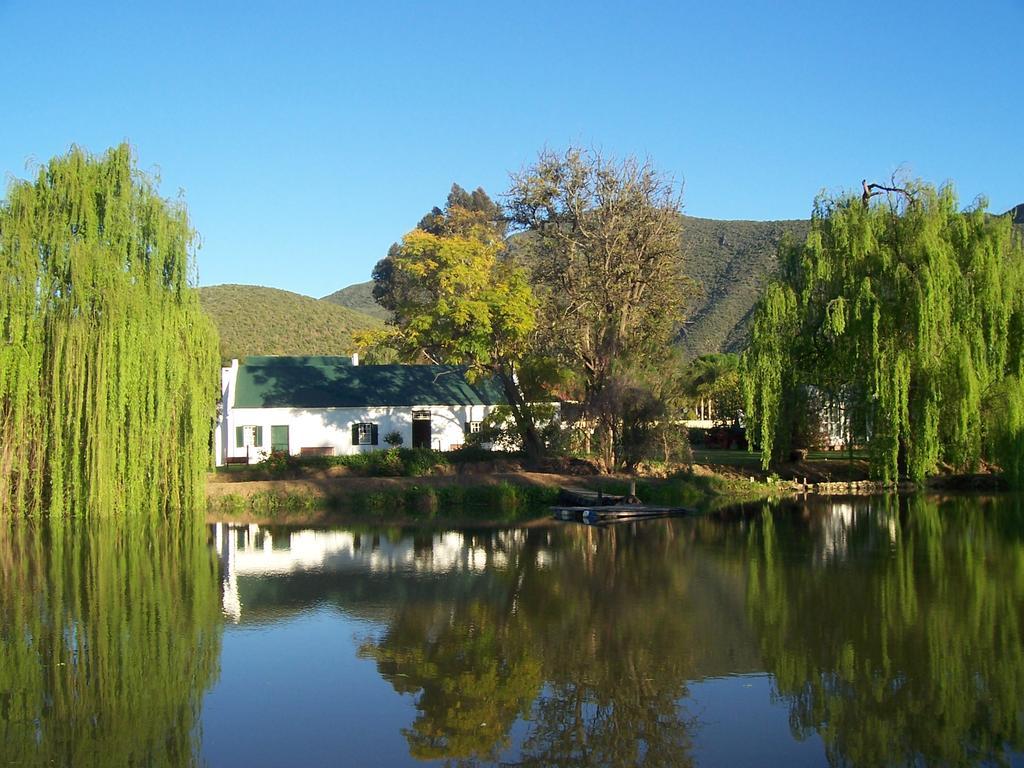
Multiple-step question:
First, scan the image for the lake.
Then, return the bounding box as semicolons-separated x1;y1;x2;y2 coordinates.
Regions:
2;494;1023;766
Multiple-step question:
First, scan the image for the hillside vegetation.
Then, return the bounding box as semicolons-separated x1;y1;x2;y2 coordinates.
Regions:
679;215;808;356
199;284;382;361
321;282;389;321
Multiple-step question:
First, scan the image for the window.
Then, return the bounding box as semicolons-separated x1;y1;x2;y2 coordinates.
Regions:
235;425;263;448
352;423;378;446
464;421;482;435
271;425;289;453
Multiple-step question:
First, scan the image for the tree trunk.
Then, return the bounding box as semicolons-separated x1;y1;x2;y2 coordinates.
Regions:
898;435;909;482
497;369;544;461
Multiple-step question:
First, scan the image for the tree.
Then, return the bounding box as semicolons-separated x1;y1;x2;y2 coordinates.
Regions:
372;184;506;314
589;354;692;469
0;144;219;517
368;186;547;457
506;148;689;470
681;353;743;426
743;181;1024;482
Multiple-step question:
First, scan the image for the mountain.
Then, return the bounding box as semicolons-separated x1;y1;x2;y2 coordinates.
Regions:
199;284;383;361
678;215;808;356
321;215;810;358
321;281;390;321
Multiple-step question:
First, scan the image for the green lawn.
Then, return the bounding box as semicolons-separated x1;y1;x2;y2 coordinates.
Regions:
692;448;763;466
692;448;867;466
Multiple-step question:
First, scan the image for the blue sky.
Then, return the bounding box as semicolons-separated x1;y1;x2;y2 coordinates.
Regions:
1;1;1021;297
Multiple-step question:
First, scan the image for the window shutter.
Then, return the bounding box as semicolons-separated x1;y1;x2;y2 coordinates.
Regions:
371;424;379;446
235;426;244;447
352;424;359;445
464;422;470;435
254;426;263;446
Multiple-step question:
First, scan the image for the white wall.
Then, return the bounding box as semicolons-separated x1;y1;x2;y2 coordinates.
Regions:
214;361;238;466
219;402;497;464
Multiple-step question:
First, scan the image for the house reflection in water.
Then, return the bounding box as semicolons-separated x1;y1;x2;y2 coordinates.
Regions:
211;523;543;623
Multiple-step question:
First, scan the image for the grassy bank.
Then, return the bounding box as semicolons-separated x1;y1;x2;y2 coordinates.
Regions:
207;478;562;524
207;447;1008;525
206;453;785;524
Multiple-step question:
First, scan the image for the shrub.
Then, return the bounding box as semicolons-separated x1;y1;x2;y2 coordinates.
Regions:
256;450;297;475
370;448;404;476
402;448;449;476
383;430;404;447
252;447;451;478
359;491;392;513
404;485;438;516
437;485;466;509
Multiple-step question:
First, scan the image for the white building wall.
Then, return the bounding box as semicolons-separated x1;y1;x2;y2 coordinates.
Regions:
214;361;239;466
220;402;497;464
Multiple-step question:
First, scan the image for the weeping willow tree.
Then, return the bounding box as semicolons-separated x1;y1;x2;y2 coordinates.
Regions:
743;182;1024;482
0;517;223;766
0;144;219;517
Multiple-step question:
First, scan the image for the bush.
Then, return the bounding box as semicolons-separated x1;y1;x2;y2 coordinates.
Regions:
402;448;448;476
370;448;405;476
253;447;450;477
447;445;524;465
457;483;559;518
601;477;703;508
383;430;404;447
404;485;438;516
257;450;297;474
359;491;392;513
437;485;466;508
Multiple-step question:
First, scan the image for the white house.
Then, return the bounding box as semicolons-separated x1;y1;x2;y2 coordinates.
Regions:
215;355;507;465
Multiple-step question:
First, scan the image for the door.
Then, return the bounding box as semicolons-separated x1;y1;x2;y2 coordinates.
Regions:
271;424;290;453
411;411;431;449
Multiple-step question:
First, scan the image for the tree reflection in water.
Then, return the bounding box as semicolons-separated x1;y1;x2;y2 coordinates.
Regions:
746;495;1024;767
358;496;1024;767
360;523;701;767
0;517;223;767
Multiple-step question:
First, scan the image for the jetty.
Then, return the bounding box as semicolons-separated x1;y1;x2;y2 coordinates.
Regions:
553;486;695;525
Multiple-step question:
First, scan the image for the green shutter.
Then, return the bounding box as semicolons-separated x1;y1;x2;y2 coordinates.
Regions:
352;424;359;445
371;424;379;446
235;426;244;448
464;421;470;435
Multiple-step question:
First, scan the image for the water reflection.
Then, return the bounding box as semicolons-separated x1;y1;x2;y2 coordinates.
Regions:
4;495;1022;766
211;518;760;765
357;522;713;766
211;496;1024;767
747;495;1024;766
0;517;223;768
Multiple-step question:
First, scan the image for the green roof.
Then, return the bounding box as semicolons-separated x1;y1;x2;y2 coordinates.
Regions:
239;354;356;368
233;357;506;409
